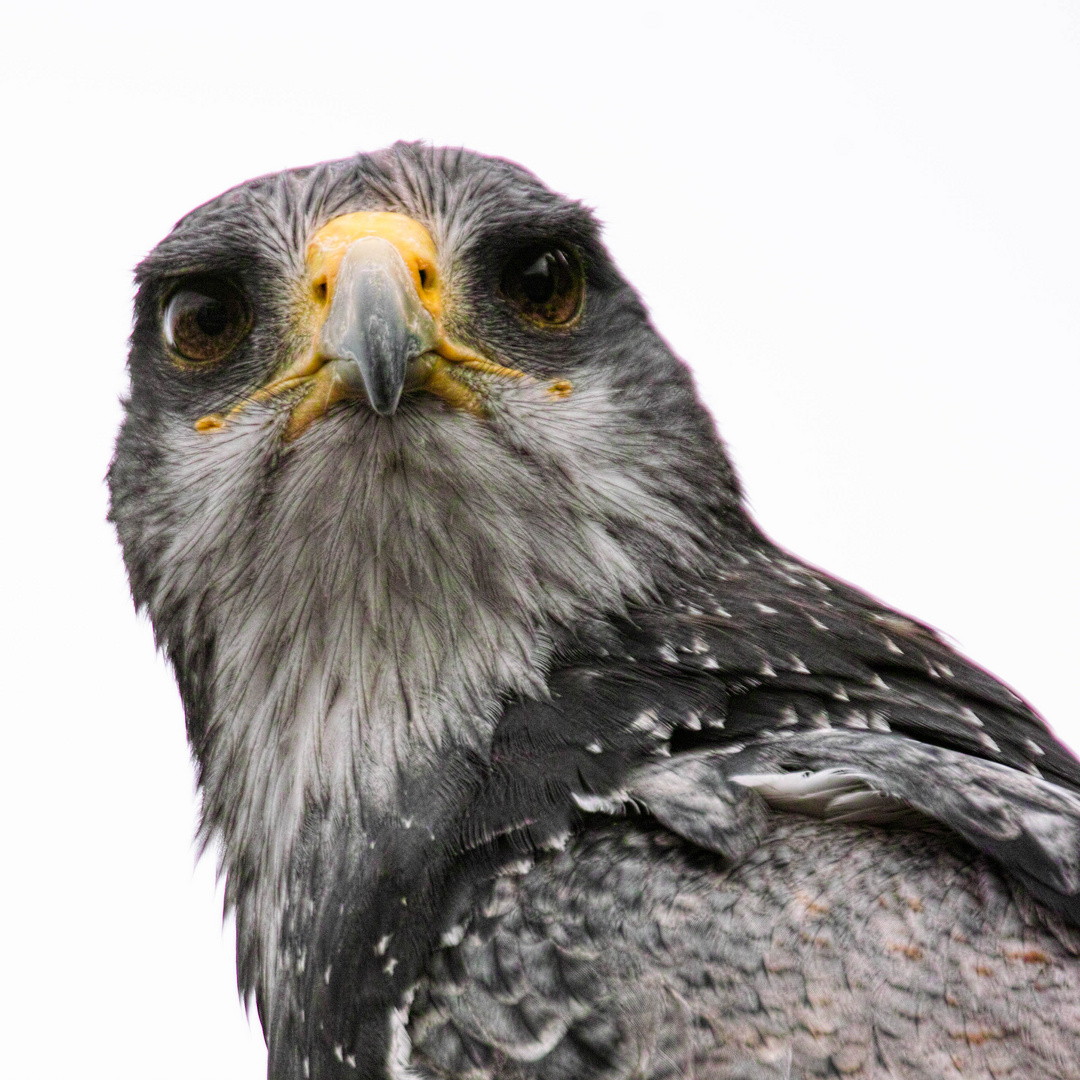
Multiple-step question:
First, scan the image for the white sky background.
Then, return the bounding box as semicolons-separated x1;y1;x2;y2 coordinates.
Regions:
2;1;1078;1075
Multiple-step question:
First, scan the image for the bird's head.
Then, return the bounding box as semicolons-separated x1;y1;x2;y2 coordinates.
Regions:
112;142;742;633
108;144;746;918
117;145;737;459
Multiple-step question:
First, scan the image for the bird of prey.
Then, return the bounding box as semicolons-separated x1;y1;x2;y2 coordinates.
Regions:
109;143;1080;1079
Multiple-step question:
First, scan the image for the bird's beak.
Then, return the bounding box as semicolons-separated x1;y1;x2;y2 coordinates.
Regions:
315;231;438;417
194;211;532;440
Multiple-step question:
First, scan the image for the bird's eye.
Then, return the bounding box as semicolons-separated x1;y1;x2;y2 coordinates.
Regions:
499;246;583;326
163;277;251;363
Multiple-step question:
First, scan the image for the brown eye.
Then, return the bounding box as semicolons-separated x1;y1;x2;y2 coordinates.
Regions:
500;246;583;325
163;278;251;362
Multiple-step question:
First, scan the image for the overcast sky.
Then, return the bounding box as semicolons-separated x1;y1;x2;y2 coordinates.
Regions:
3;2;1078;1075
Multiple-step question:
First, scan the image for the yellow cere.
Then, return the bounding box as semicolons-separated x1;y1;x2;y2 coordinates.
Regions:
307;212;444;322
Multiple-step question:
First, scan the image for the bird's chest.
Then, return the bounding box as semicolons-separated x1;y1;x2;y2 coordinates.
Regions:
203;566;548;889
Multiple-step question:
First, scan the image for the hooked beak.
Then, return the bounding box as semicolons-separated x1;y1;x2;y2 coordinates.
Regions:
317;234;437;417
194;211;544;440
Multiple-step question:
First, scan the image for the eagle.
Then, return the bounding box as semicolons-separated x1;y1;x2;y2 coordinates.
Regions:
109;143;1080;1079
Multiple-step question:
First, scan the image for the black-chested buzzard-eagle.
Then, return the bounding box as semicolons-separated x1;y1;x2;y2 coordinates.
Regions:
109;143;1080;1079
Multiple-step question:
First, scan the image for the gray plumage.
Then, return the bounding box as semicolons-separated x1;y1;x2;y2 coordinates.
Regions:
109;143;1080;1078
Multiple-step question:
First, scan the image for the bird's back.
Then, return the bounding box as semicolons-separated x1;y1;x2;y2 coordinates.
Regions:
411;816;1080;1079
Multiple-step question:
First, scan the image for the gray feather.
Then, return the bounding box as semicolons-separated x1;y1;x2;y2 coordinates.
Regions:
108;144;1080;1079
